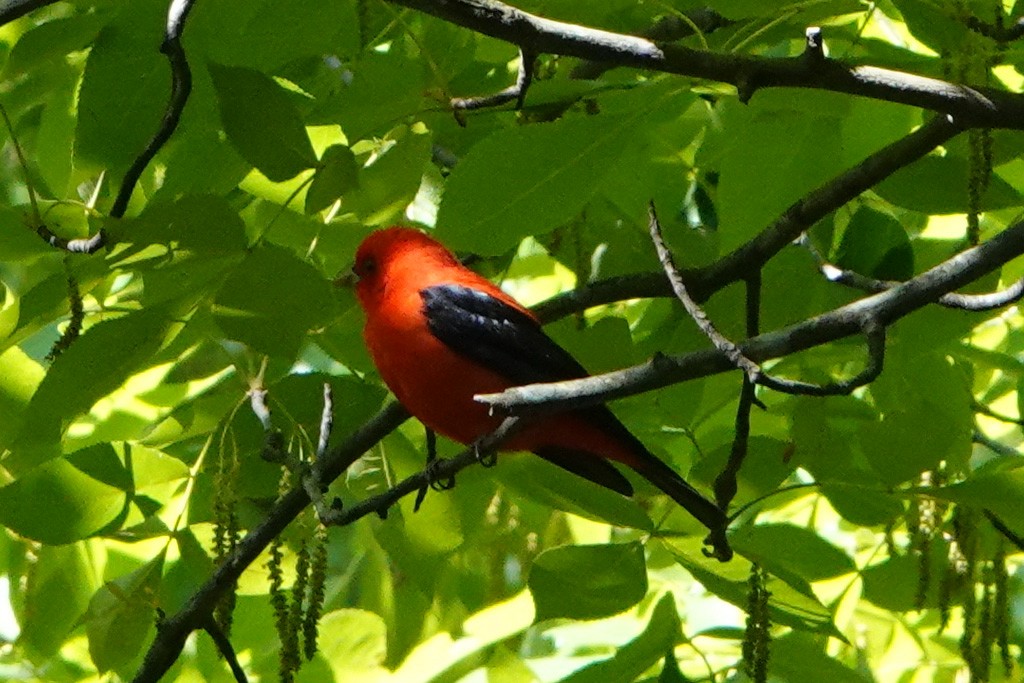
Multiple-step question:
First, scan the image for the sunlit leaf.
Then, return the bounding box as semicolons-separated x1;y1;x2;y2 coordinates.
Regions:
660;536;840;637
436;81;692;255
560;593;681;683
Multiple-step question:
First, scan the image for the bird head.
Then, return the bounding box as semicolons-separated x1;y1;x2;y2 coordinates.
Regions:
351;226;458;308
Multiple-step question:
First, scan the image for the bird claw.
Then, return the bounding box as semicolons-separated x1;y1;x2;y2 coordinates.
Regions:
413;485;428;512
430;479;456;492
414;429;457;512
414;459;456;512
475;442;498;468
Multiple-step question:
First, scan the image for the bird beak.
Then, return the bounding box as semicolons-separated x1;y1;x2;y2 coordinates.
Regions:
334;266;357;288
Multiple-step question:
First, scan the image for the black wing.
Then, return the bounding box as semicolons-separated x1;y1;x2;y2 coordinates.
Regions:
421;284;729;548
421;284;588;385
417;286;729;540
421;284;649;484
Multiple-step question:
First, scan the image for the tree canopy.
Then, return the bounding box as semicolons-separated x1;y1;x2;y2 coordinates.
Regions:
0;0;1022;681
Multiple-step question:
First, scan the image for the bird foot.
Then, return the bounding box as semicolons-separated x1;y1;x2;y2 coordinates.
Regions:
414;456;456;512
474;442;498;468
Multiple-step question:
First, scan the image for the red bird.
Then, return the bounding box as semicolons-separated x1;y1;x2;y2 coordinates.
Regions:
353;226;730;558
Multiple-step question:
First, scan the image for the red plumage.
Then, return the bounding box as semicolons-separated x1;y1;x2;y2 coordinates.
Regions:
353;226;729;558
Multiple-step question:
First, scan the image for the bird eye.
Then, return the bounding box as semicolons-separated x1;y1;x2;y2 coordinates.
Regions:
356;256;377;278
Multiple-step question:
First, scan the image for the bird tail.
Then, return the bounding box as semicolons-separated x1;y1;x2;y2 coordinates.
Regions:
628;455;732;561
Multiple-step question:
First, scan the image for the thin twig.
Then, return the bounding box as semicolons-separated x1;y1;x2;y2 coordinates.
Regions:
985;510;1024;552
202;617;248;683
798;234;1024;312
35;0;197;253
317;383;333;459
649;202;761;382
0;102;41;225
714;274;765;509
318;417;523;527
972;399;1024;427
649;201;886;398
451;46;536;113
716;377;756;509
972;429;1021;458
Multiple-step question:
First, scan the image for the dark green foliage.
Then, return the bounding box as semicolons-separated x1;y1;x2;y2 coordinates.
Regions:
0;1;1020;681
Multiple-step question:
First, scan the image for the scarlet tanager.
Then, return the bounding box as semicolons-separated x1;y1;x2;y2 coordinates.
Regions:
353;227;730;558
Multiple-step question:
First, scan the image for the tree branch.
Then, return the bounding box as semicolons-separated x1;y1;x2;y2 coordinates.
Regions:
317;417;523;527
650;201;886;398
201;617;248;683
387;0;1024;128
799;235;1024;312
534;114;961;322
478;220;1024;415
693;115;961;300
130;401;409;683
35;0;197;253
0;0;54;26
451;46;536;113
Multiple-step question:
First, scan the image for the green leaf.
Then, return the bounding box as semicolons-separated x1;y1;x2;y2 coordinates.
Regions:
37;69;79;197
0;346;44;446
133;194;248;254
499;456;654;531
820;482;904;527
84;555;163;673
436;82;691;255
861;541;952;611
769;631;873;682
75;1;169;171
717;92;846;253
529;542;647;622
162;531;215;614
344;124;432;226
876;154;1023;213
890;0;966;53
317;610;388;676
862;351;973;485
660;536;839;636
325;48;428;142
835;207;914;280
154;126;252;200
5;13;108;76
305;144;360;215
931;463;1024;532
730;524;855;582
19;544;100;658
561;593;681;683
0;455;127;543
192;0;360;72
0;207;57;262
658;648;688;683
7;306;181;472
213;245;337;358
209;63;317;181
